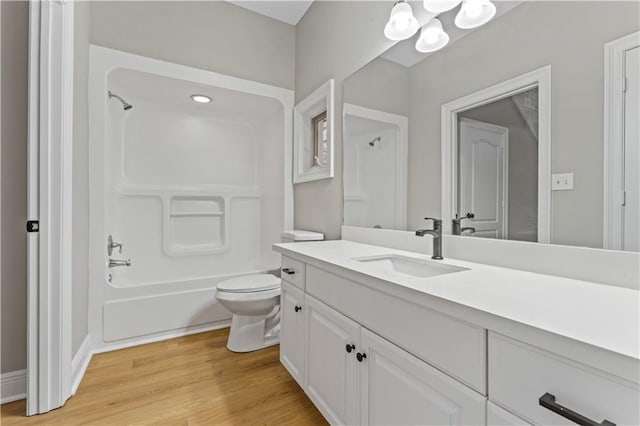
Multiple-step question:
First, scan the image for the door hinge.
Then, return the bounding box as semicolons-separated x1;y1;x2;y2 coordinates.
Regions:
623;76;628;93
26;220;39;233
622;191;627;207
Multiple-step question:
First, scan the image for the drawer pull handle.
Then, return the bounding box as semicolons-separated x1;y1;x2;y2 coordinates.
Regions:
294;305;302;312
356;352;367;362
282;268;295;275
539;393;616;426
346;344;355;353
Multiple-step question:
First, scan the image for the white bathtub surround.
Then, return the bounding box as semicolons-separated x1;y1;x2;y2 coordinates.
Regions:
88;46;294;353
0;370;27;404
274;240;639;424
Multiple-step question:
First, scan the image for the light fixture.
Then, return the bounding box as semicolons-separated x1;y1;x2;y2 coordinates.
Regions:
384;0;420;41
191;94;212;103
423;0;462;14
455;0;496;29
415;18;450;53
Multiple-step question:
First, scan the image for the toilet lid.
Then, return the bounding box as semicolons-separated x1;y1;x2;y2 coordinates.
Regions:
217;274;281;293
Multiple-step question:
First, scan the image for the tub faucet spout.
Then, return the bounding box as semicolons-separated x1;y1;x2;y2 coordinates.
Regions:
108;258;131;268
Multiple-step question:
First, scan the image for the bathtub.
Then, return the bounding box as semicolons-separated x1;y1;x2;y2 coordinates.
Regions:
88;46;293;350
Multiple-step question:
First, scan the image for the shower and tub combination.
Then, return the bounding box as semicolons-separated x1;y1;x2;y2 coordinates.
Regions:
88;46;294;350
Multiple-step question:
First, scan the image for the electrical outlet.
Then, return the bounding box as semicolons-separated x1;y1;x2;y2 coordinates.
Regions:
552;173;574;191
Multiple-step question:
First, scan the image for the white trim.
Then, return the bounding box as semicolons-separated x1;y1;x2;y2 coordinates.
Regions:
293;79;335;183
603;31;640;250
441;66;551;243
1;370;28;404
27;0;75;415
70;335;92;396
343;103;408;230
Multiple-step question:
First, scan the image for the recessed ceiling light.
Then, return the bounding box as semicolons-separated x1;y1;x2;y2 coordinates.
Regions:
191;94;212;103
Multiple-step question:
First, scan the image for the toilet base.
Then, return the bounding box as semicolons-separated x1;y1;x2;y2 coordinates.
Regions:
226;311;280;353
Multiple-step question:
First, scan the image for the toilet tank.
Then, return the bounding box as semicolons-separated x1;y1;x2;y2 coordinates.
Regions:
280;230;324;243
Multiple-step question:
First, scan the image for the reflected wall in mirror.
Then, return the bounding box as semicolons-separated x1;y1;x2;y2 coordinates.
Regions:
342;1;640;251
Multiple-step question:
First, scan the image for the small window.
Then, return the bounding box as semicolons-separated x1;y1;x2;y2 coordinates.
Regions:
311;111;328;168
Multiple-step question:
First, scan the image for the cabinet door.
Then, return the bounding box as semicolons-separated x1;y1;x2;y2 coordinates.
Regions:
305;294;360;425
280;281;305;386
360;328;486;426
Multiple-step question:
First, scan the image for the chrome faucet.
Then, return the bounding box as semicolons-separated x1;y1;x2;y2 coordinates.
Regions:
415;217;443;260
452;213;476;236
108;258;131;268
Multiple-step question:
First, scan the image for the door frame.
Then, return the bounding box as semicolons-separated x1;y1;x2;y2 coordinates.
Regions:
343;103;408;230
441;65;551;242
27;0;75;415
603;31;640;250
458;118;509;239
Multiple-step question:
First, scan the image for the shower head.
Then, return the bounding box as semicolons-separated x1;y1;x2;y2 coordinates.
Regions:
368;136;381;147
108;91;133;111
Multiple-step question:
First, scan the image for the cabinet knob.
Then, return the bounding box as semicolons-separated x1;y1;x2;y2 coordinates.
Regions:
294;305;302;312
346;344;355;353
282;268;295;275
356;352;367;362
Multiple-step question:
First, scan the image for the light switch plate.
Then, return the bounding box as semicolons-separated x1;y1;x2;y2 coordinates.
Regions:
552;173;574;191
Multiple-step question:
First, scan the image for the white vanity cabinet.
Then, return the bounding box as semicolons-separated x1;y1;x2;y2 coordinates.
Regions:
360;328;486;425
277;252;640;426
305;294;360;425
280;280;306;386
303;293;486;426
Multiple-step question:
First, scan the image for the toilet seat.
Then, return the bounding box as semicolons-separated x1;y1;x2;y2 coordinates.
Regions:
216;287;280;303
217;274;280;293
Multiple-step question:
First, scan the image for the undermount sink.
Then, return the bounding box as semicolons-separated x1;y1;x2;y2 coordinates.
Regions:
354;254;469;278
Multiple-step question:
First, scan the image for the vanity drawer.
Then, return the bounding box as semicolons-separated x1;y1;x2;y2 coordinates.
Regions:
306;265;486;393
280;256;305;289
488;332;640;426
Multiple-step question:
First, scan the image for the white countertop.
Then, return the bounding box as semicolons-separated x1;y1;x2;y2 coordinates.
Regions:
273;240;640;365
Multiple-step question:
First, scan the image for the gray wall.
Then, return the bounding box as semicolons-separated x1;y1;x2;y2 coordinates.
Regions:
407;1;640;247
73;1;91;356
90;1;295;90
343;57;410;117
1;0;29;373
460;97;538;242
294;1;395;239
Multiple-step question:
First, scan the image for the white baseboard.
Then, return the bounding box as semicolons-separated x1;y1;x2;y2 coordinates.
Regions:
1;369;27;404
71;334;93;395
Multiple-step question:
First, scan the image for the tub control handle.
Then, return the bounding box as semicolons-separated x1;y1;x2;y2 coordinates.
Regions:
539;393;615;426
282;268;295;275
108;235;124;256
294;305;302;312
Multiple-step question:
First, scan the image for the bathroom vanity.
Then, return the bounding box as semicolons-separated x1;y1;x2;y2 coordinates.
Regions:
274;240;639;426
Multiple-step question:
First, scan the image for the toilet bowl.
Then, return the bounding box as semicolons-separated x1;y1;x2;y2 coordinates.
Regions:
216;230;324;352
216;274;281;352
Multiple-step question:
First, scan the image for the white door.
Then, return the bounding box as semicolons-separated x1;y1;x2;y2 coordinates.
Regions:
623;46;639;251
459;118;509;239
360;328;486;425
305;295;360;425
280;281;306;387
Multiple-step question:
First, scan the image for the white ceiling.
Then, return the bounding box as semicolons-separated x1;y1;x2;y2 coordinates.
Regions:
225;1;314;25
381;1;523;67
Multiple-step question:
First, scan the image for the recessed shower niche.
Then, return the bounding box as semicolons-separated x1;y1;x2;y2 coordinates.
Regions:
165;196;228;255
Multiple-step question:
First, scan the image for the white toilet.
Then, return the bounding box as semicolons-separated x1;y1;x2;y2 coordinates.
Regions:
216;230;324;352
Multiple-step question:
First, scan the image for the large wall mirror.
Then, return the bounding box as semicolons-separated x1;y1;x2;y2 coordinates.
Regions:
342;1;640;252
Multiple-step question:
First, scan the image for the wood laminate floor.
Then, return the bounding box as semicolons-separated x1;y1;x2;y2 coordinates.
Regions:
1;328;326;425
